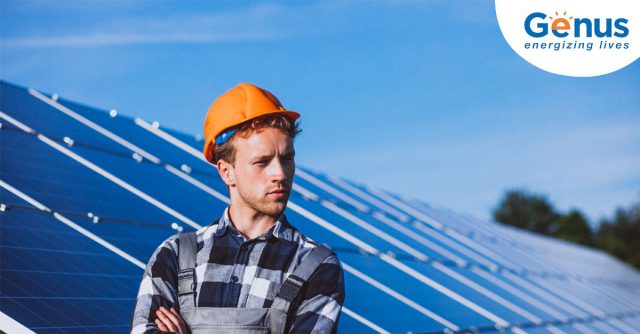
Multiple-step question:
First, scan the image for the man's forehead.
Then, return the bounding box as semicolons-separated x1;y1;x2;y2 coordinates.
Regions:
235;129;294;156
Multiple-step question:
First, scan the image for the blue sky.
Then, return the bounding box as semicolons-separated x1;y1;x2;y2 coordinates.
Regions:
2;1;639;225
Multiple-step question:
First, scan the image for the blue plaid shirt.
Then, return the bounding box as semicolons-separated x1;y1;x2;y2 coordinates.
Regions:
131;206;345;333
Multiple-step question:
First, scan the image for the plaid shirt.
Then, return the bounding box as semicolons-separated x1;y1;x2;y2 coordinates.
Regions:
131;206;345;334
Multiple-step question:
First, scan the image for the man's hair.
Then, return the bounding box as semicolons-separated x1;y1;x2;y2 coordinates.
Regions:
214;114;301;165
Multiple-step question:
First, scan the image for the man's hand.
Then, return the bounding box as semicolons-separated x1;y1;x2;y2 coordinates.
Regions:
155;306;188;334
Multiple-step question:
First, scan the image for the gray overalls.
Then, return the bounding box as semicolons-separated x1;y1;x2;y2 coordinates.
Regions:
177;231;333;334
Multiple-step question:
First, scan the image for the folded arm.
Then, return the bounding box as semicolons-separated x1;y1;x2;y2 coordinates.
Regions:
131;235;182;334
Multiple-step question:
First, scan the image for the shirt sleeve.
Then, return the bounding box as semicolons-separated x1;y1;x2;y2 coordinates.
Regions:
130;234;181;334
288;253;346;334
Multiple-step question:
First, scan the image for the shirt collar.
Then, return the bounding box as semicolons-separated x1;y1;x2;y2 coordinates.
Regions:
214;206;293;241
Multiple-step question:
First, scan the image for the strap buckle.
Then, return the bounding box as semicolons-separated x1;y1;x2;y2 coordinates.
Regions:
277;275;305;302
178;268;196;296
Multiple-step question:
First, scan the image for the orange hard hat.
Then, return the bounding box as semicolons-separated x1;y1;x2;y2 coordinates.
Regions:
203;82;300;163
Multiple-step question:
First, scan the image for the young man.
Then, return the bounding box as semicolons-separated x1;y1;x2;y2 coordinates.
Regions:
130;83;345;334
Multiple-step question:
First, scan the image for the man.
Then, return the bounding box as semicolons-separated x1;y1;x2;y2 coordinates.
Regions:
130;83;345;333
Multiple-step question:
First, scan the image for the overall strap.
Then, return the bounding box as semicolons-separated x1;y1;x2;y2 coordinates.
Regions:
177;231;198;309
269;244;334;333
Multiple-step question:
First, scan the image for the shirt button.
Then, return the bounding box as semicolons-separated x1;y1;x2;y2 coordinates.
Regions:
230;276;239;283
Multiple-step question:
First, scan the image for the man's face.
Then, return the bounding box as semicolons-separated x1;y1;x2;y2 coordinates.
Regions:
226;127;295;217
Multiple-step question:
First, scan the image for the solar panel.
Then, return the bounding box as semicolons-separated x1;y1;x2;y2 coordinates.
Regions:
1;80;639;333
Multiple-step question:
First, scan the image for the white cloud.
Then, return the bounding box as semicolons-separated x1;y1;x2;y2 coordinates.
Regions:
2;31;277;48
1;4;287;49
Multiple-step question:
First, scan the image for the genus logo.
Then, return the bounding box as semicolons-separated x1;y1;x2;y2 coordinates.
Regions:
495;0;639;77
525;11;629;38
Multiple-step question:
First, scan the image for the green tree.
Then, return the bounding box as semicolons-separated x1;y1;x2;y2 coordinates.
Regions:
555;209;592;246
492;189;560;235
493;189;639;269
595;199;640;268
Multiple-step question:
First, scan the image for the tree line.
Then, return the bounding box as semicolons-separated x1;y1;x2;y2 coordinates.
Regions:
493;189;640;269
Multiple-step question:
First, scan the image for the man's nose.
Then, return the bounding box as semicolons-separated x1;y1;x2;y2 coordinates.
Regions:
267;158;287;181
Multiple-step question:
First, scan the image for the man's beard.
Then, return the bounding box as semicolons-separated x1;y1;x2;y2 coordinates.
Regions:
236;185;289;218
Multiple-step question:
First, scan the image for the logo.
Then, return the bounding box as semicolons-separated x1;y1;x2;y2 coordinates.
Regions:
524;12;628;39
496;0;639;77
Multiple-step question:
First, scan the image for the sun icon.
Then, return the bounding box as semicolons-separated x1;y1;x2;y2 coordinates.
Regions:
548;11;573;31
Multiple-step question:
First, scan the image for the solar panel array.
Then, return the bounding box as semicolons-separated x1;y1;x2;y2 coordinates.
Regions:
1;80;639;334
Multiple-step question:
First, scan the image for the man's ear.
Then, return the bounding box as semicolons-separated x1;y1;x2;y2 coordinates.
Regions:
216;159;236;187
